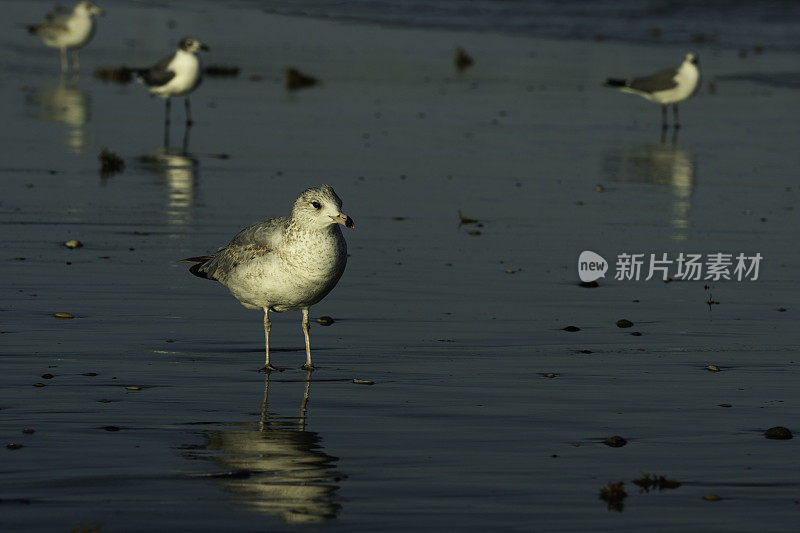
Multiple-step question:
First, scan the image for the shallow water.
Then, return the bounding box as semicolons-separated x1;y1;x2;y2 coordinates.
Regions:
2;1;800;531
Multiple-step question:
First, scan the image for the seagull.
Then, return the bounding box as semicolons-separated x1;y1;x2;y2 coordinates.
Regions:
135;37;209;146
181;185;355;372
27;1;105;75
605;52;701;129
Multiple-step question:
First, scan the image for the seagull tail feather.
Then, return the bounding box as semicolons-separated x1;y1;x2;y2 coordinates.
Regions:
180;255;214;264
181;255;215;280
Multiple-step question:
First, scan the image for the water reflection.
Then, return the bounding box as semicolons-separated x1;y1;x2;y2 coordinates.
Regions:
138;149;198;225
602;132;696;241
26;80;90;153
188;374;343;523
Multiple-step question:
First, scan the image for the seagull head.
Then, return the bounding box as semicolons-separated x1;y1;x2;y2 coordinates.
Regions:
76;1;105;16
293;185;355;231
179;37;210;54
685;52;699;66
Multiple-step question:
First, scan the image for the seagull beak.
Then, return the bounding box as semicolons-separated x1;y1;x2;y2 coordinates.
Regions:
200;43;210;52
330;212;355;229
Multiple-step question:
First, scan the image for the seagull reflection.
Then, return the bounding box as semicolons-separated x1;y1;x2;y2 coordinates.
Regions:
189;373;343;523
26;81;90;153
138;149;198;225
603;133;696;241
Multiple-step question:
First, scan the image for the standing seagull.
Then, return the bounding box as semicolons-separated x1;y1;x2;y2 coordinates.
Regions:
27;1;105;75
181;185;355;372
605;52;701;129
135;37;209;146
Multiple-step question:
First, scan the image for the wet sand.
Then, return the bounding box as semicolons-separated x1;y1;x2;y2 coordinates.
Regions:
2;1;799;531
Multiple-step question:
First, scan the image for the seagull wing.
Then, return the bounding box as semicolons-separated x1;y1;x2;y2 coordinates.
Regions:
182;217;289;281
137;54;176;87
626;68;678;94
28;15;69;39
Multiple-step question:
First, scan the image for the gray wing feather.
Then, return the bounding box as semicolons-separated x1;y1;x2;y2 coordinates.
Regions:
29;17;69;39
627;68;678;93
138;54;176;87
195;217;289;282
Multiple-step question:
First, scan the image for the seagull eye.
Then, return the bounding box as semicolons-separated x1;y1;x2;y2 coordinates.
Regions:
311;201;321;209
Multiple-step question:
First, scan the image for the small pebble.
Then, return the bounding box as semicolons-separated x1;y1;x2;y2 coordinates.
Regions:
706;365;721;372
764;426;793;440
703;494;722;501
316;316;335;326
777;307;787;312
33;382;45;388
125;386;141;391
630;331;642;336
353;379;374;385
718;403;732;408
604;436;627;448
468;230;481;236
579;350;592;354
22;428;35;434
41;373;54;379
563;326;580;332
102;426;121;432
64;240;83;249
616;319;633;328
545;373;556;379
82;372;98;377
6;443;23;450
595;184;605;192
54;313;75;319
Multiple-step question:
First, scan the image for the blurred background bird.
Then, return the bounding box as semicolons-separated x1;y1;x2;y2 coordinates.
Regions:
27;1;105;76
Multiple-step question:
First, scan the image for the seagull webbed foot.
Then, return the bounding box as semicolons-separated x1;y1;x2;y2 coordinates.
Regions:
301;363;316;371
259;363;281;373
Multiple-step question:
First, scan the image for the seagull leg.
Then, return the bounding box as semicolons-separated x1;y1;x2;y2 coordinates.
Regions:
182;122;191;155
299;370;311;431
164;98;171;147
60;48;68;75
185;98;193;127
72;50;80;76
301;308;315;371
182;99;192;154
259;372;270;431
261;308;278;372
661;105;668;130
673;104;681;129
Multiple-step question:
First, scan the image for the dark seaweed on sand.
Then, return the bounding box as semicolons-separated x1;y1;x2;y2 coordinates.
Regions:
99;148;124;177
285;67;320;91
205;65;240;77
599;481;626;512
632;472;681;492
455;47;474;72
